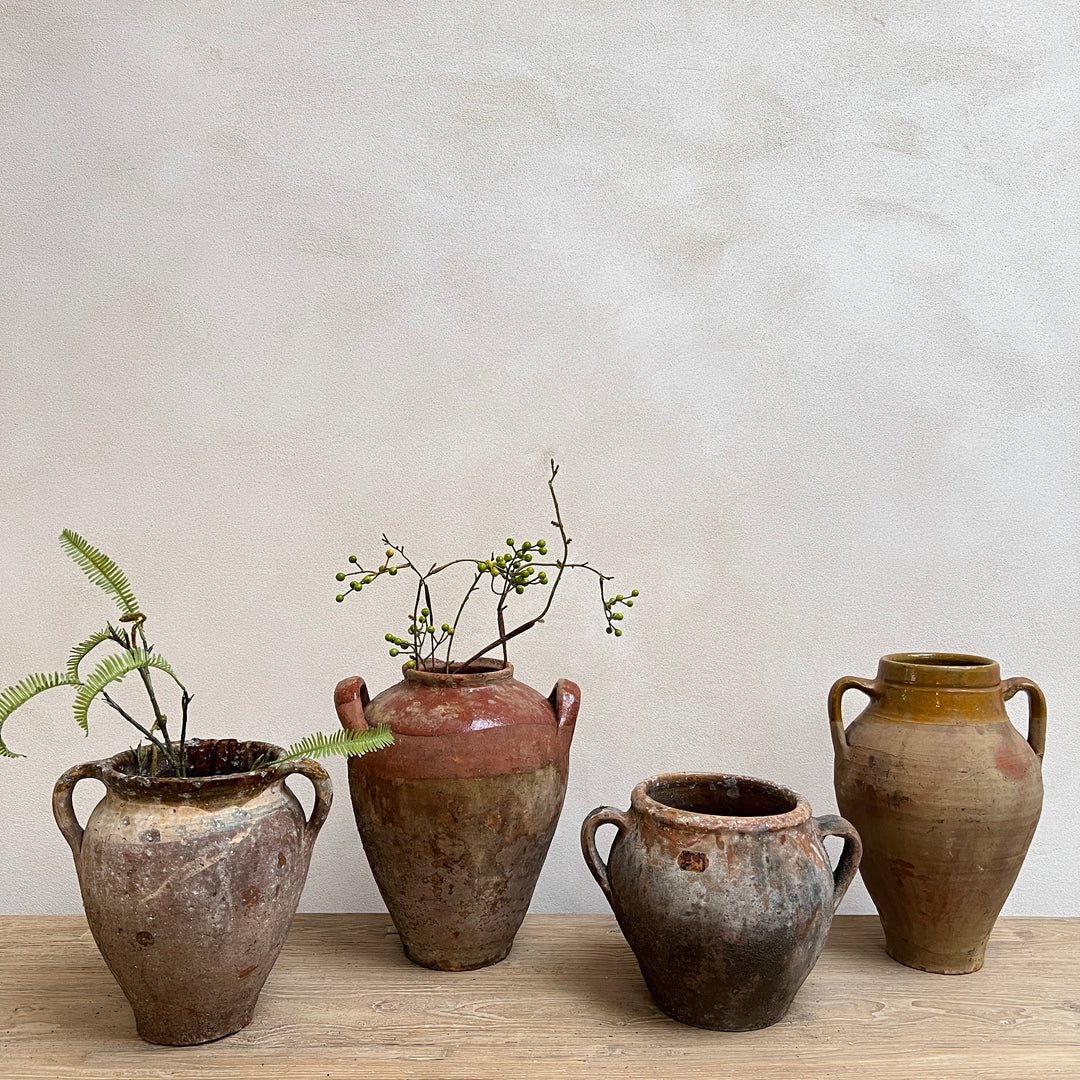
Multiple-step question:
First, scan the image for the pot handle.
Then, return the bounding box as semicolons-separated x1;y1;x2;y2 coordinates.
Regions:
335;676;371;732
271;759;334;848
580;806;630;902
813;814;863;913
1002;676;1047;760
52;761;104;859
549;678;580;755
827;676;878;758
549;678;581;731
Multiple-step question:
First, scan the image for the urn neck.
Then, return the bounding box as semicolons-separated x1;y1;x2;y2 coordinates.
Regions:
877;653;1001;689
402;658;514;688
94;739;290;805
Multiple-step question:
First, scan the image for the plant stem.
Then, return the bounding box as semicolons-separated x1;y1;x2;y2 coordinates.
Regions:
411;574;424;669
496;574;511;667
443;570;482;671
135;625;171;747
101;691;179;772
423;579;436;667
459;460;571;670
339;556;481;585
178;690;192;777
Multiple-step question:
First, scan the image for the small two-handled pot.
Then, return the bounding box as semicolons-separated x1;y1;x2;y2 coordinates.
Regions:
581;772;861;1031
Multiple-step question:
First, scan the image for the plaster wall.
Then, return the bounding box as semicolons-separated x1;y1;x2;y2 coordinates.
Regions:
1;2;1078;916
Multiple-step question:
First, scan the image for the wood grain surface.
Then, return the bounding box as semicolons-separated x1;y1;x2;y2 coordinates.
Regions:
0;915;1076;1079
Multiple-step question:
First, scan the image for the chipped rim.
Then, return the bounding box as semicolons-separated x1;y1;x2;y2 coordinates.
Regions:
632;772;811;833
88;738;291;798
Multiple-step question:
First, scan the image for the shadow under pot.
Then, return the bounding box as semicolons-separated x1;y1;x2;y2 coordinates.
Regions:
335;660;579;971
52;739;332;1045
582;773;861;1031
830;652;1045;974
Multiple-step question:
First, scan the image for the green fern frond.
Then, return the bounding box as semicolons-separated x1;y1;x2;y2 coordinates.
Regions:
73;649;182;733
59;530;140;616
274;726;394;763
0;672;77;758
67;627;121;683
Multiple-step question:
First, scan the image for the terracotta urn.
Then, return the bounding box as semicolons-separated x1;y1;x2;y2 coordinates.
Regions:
335;659;578;970
830;653;1045;974
52;739;332;1045
581;773;861;1030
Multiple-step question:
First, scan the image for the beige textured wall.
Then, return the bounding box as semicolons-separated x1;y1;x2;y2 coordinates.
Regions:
1;2;1078;916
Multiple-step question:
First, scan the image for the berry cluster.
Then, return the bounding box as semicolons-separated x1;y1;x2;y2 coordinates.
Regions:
603;590;639;637
334;548;401;603
478;537;550;596
385;607;455;668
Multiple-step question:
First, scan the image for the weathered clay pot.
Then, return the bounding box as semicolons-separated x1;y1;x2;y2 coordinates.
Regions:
335;660;578;970
830;653;1045;974
52;739;332;1045
581;773;861;1030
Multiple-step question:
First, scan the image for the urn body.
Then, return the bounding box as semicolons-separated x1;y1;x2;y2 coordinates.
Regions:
336;660;578;970
830;653;1045;973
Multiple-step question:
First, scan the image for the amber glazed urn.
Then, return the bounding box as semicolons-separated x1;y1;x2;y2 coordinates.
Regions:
581;773;861;1030
335;660;579;970
52;740;332;1045
830;653;1045;974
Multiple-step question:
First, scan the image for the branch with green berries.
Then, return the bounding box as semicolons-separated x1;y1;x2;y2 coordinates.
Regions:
334;461;639;673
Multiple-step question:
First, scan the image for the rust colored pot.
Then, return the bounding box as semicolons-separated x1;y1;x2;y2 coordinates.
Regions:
830;653;1045;974
52;739;332;1045
581;773;861;1030
335;660;578;971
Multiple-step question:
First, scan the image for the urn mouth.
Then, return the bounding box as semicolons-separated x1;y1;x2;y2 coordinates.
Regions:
91;739;290;801
878;652;1000;688
403;657;514;687
634;773;810;833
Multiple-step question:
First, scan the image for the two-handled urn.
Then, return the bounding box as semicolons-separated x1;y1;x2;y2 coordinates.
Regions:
830;652;1045;974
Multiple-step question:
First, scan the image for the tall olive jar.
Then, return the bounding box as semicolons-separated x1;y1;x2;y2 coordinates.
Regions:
830;653;1045;974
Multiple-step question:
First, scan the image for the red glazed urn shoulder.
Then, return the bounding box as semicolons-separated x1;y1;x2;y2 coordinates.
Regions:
335;661;578;782
363;659;565;735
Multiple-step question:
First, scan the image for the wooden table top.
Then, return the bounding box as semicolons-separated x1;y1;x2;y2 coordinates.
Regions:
0;914;1076;1079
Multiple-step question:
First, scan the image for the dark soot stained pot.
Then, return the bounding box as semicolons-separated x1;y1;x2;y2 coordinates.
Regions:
830;652;1045;974
335;659;579;971
52;739;331;1045
582;773;861;1031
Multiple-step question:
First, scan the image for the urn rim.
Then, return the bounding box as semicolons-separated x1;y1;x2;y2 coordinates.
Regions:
82;738;291;800
402;657;514;687
878;652;1001;688
632;772;810;833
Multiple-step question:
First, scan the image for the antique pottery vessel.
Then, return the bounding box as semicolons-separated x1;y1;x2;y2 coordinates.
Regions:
830;653;1045;974
581;773;861;1030
335;660;578;970
52;739;332;1044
